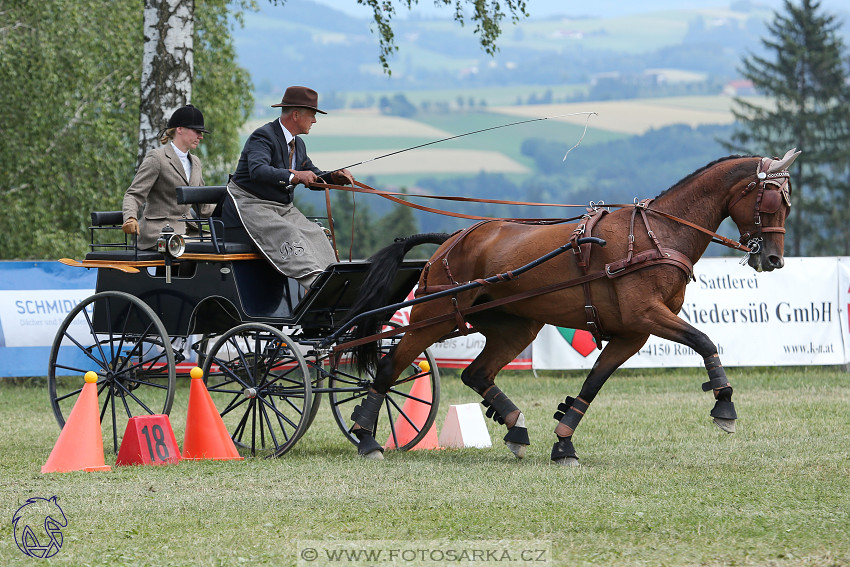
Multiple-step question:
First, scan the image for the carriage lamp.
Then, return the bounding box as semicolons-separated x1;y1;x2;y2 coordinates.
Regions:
156;225;185;284
156;225;186;258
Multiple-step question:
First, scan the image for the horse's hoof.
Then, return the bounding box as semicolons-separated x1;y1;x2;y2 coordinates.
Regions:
361;449;385;460
505;440;528;459
713;417;736;434
552;457;580;467
355;430;385;458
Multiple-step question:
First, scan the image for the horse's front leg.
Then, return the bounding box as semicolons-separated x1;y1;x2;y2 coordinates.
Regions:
641;309;737;433
551;334;647;466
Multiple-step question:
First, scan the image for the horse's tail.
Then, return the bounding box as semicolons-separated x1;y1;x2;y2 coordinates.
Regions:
347;232;451;373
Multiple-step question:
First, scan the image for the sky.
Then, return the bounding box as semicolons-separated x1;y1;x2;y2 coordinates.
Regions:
309;0;846;20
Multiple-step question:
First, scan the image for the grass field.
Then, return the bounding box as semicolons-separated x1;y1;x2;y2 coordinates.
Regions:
1;367;848;566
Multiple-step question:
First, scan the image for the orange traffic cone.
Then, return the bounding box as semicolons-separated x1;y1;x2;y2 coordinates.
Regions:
42;372;111;473
182;367;243;461
384;362;439;451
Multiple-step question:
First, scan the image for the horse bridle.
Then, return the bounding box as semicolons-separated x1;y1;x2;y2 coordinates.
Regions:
726;157;792;254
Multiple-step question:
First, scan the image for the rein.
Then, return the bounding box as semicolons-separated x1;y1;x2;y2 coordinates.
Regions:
309;180;753;253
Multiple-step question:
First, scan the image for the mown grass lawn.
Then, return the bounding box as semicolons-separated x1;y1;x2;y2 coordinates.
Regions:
1;367;848;566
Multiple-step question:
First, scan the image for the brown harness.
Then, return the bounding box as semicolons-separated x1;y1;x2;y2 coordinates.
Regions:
318;158;791;352
566;200;695;346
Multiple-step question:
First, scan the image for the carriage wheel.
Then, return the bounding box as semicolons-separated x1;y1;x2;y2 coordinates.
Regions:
328;326;440;451
201;323;311;458
47;291;176;454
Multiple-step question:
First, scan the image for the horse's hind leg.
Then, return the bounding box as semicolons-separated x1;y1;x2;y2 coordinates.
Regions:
462;317;543;459
551;334;647;466
350;320;456;459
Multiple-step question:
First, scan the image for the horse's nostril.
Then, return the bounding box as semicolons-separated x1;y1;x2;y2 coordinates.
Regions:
768;255;784;269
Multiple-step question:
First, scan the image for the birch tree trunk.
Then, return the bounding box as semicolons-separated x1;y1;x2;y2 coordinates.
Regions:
137;0;194;166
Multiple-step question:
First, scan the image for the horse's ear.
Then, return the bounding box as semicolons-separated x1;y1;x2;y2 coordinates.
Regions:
768;148;801;173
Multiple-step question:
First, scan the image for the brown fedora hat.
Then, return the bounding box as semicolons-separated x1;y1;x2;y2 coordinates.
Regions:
271;86;327;114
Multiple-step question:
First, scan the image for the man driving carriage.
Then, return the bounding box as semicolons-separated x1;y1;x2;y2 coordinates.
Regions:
221;86;355;289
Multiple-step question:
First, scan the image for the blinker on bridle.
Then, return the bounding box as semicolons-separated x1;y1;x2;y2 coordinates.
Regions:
727;159;792;257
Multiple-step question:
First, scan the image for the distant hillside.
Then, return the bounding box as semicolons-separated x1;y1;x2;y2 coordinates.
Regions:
234;0;778;98
296;95;764;181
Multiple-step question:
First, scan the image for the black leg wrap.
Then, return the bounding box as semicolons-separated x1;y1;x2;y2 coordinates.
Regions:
550;435;578;461
701;356;730;391
481;385;519;425
553;396;575;421
353;428;384;456
710;400;738;420
350;390;384;431
555;397;589;432
503;426;530;446
710;386;737;419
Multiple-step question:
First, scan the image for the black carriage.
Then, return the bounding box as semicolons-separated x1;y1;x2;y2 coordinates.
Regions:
48;186;440;457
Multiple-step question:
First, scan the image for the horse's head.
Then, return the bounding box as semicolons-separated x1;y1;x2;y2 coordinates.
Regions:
727;148;800;272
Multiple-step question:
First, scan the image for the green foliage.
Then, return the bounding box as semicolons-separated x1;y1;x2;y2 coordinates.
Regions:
299;186;420;260
0;0;141;259
726;0;850;256
0;0;253;259
354;0;528;72
375;189;419;245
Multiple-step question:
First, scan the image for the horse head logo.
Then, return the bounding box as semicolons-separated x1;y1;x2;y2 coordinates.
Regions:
12;496;68;558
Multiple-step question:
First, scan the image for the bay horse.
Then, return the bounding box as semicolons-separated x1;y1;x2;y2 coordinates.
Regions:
344;149;800;464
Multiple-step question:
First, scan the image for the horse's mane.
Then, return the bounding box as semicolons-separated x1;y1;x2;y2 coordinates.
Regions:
654;154;757;200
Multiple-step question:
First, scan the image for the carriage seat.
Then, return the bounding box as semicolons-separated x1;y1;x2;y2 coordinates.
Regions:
85;211;162;261
84;185;252;261
173;185;253;254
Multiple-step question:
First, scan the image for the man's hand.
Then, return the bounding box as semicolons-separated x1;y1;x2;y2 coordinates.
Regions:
331;169;355;186
122;217;139;235
290;169;318;186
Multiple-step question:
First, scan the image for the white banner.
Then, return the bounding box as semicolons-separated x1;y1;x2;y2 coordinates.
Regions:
0;290;93;348
0;259;845;376
839;257;850;361
532;257;850;369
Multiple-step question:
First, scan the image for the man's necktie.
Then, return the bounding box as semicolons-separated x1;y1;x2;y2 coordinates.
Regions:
288;139;296;169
